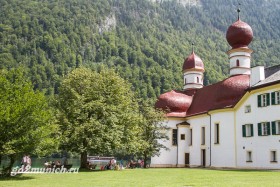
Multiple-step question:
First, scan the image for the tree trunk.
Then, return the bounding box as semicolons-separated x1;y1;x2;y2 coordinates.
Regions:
3;155;15;177
80;151;88;169
143;153;148;168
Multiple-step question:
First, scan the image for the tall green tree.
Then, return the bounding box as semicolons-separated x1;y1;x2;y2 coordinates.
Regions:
56;67;140;168
0;68;59;176
137;100;168;168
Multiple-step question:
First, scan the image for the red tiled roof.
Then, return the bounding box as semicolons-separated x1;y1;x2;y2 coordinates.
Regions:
155;90;193;117
186;75;250;116
155;75;250;117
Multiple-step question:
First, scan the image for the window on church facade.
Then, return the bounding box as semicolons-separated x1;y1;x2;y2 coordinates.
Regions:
214;123;219;144
271;121;280;135
271;151;277;162
258;122;271;136
190;129;192;146
245;105;251;113
236;59;240;67
201;127;205;145
246;151;252;162
172;129;178;146
242;124;254;137
272;91;280;105
258;93;270;107
197;77;199;83
181;134;185;140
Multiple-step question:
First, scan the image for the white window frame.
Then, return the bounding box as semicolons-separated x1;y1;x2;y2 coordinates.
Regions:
261;94;267;107
276;91;280;104
242;124;253;137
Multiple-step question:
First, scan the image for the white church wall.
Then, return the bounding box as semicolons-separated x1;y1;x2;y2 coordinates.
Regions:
236;85;280;169
210;111;236;167
150;118;184;167
188;115;210;167
177;125;190;166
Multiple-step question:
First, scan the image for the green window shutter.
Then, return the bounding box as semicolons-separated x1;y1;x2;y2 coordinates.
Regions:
257;95;261;107
266;93;270;106
267;122;271;135
258;123;262;136
272;92;276;105
242;125;246;137
272;121;276;135
250;124;254;136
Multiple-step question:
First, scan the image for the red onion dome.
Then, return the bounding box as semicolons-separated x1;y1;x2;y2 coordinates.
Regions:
216;75;250;104
155;90;192;113
182;52;204;72
226;19;253;49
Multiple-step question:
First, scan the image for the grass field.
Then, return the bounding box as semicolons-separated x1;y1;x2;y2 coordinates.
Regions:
0;168;279;187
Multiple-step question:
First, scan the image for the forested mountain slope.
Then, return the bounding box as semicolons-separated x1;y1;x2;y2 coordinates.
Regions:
0;0;280;100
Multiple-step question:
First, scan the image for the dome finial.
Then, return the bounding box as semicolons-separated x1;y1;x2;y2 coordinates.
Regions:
237;2;241;20
192;42;195;53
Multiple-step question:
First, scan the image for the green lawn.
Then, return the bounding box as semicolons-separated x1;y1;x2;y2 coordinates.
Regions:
0;168;279;187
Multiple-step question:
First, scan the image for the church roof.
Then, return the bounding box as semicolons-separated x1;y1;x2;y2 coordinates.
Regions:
156;75;250;117
186;75;250;116
226;19;253;49
182;51;204;72
155;90;193;117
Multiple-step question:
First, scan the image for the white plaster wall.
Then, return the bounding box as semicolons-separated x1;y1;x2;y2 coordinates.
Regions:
230;68;251;76
229;51;251;76
188;116;210;167
151;119;184;167
177;126;190;165
183;71;203;90
211;112;236;167
236;86;280;169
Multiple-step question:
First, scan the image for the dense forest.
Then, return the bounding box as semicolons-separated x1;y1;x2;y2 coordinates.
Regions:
1;0;280;100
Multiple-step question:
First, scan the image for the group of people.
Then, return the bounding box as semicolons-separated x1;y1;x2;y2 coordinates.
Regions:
44;156;68;168
100;158;144;170
21;155;32;169
101;158;117;170
126;159;144;169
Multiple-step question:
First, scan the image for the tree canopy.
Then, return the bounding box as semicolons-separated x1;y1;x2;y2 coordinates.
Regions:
56;67;141;168
0;68;59;176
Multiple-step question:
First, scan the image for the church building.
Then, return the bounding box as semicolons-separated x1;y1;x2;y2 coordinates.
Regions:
151;10;280;169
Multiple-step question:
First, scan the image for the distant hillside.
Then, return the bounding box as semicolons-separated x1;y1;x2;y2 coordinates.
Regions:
0;0;280;100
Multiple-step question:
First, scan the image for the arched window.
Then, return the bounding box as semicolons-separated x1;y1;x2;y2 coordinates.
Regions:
236;59;240;67
185;78;187;85
197;77;199;83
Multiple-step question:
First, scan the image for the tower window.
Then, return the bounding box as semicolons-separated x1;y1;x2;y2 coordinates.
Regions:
197;77;199;83
236;59;240;67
